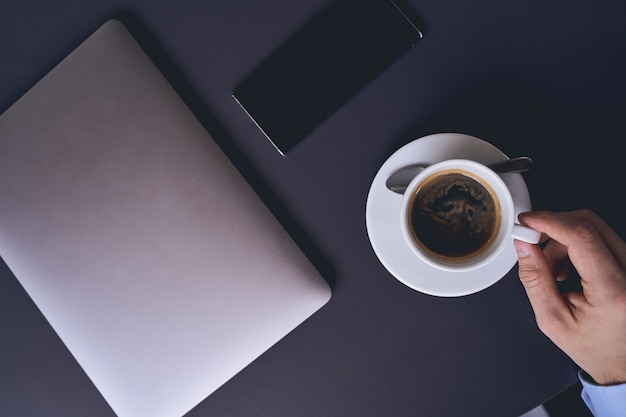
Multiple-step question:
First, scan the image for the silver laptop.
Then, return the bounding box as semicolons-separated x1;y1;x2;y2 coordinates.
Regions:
0;19;331;417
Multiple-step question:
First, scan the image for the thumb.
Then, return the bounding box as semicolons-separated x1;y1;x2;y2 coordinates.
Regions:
514;240;571;330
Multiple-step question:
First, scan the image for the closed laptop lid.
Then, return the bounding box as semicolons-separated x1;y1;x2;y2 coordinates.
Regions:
0;19;331;417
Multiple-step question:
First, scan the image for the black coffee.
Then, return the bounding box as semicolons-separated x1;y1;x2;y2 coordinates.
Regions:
408;170;500;261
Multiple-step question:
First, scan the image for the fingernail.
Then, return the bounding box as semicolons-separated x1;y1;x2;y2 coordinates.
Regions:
514;240;530;258
517;211;530;225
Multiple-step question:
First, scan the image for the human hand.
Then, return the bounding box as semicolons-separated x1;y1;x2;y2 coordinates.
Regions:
514;210;626;385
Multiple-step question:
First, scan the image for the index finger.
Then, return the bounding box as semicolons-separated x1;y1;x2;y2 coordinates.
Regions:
519;210;626;302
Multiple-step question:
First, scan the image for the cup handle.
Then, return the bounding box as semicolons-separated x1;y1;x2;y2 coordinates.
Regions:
512;224;541;244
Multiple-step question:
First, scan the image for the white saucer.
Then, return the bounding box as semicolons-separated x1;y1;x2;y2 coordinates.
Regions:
365;133;532;297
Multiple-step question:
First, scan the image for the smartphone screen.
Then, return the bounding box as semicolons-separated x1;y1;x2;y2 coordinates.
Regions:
232;0;423;155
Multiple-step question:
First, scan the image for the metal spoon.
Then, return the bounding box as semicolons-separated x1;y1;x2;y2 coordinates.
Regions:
385;156;533;194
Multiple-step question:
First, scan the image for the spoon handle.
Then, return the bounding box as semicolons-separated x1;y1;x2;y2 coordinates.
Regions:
385;156;533;194
488;156;533;173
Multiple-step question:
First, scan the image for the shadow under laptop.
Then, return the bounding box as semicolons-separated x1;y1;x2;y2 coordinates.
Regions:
115;11;336;290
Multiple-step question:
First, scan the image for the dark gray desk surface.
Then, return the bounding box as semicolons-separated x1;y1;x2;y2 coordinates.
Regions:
1;1;625;416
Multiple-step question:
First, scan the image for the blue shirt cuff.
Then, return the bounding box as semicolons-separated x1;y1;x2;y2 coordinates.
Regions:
578;370;626;417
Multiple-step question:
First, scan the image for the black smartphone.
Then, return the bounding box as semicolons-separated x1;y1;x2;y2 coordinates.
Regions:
232;0;423;155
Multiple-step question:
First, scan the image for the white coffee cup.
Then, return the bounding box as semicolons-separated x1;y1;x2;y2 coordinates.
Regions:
399;159;540;272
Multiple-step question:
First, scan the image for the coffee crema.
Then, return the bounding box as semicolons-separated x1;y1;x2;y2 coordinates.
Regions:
408;169;501;262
